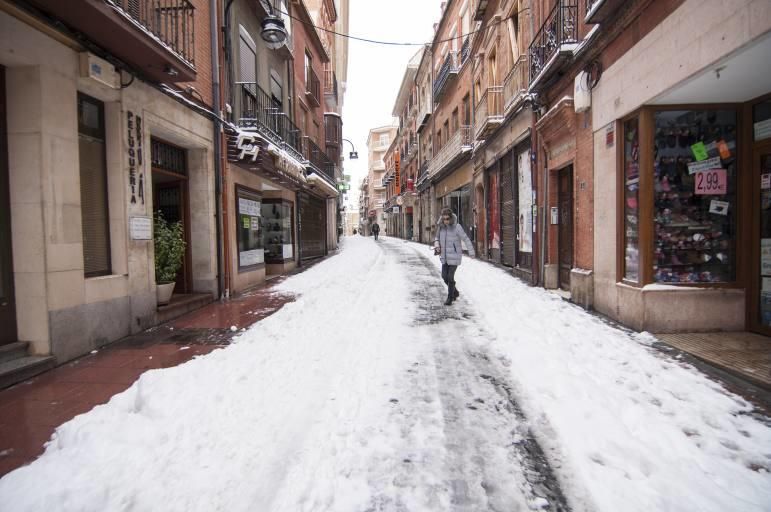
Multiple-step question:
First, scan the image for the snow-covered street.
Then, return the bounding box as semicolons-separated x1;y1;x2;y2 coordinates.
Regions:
1;236;770;512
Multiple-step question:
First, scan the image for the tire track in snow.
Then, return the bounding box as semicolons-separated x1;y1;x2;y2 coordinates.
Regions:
373;239;571;511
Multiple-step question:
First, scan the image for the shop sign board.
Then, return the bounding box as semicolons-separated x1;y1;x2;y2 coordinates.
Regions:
126;111;144;205
708;200;729;216
755;118;771;141
694;169;727;195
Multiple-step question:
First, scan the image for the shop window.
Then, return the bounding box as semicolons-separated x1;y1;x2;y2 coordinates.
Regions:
753;100;771;142
262;200;294;263
653;109;737;283
236;186;263;270
78;93;111;277
623;117;640;282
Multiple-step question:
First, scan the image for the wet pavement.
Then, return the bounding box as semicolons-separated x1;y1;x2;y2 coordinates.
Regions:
0;278;297;477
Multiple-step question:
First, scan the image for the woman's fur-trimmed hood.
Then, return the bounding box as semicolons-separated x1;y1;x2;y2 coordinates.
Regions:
436;213;458;226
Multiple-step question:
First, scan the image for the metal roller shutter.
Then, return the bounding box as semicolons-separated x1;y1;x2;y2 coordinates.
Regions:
300;193;326;259
500;151;516;267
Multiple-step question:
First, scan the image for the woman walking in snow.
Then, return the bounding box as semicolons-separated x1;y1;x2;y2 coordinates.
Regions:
434;207;475;306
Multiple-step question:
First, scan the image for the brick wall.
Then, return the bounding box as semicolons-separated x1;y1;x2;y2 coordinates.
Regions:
292;16;326;143
177;0;214;108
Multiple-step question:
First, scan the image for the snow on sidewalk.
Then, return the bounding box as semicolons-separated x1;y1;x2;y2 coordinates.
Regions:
0;236;769;512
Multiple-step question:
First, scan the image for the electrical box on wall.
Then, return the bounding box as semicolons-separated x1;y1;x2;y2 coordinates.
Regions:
79;52;119;90
574;71;591;113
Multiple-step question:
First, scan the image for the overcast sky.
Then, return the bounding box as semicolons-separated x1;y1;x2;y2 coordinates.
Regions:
341;0;441;207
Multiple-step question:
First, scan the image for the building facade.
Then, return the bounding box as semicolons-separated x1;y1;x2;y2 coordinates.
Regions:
0;0;218;365
362;125;396;236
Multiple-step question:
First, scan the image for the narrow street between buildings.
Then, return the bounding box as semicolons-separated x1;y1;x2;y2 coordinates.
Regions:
1;236;769;512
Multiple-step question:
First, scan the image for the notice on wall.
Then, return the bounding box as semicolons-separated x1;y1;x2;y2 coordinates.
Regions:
129;217;152;240
239;249;263;267
709;200;729;216
687;157;722;175
239;197;261;216
762;239;771;276
518;148;533;253
694;169;727;195
763;277;771;292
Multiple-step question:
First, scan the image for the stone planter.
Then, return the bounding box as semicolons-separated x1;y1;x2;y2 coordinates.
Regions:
156;282;176;306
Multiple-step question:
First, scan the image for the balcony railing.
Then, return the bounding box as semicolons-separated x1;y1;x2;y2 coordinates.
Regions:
302;137;336;182
109;0;196;66
427;126;472;178
473;0;489;21
417;97;432;131
324;66;338;105
474;86;504;140
528;0;578;86
306;67;321;107
433;51;459;100
236;82;304;163
461;36;471;66
503;55;528;114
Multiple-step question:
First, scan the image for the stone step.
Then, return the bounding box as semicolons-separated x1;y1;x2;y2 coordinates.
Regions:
0;341;30;364
155;293;213;325
0;355;56;390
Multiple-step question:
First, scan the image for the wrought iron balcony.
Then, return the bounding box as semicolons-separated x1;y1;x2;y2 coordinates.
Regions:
461;36;471;67
236;82;304;163
585;0;627;24
503;55;528;115
306;67;321;108
28;0;196;82
427;126;472;179
528;0;579;90
474;86;504;140
433;51;460;100
302;137;336;183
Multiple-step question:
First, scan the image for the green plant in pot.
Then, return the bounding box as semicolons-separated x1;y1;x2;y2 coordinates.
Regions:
154;211;186;306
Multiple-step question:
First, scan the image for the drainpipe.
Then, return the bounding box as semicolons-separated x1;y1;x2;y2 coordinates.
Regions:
211;0;226;299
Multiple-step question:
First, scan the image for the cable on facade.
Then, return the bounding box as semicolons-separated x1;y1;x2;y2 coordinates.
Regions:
274;6;531;47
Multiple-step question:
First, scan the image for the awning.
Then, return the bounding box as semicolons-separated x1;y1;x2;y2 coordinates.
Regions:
307;173;339;198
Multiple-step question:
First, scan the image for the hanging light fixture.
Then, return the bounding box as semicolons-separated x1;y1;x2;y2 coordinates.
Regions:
261;2;288;49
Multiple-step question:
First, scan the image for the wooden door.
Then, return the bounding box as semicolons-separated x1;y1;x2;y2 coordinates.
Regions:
558;166;574;290
0;66;16;344
153;181;191;294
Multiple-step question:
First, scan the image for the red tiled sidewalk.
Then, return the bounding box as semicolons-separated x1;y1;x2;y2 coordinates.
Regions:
0;278;298;477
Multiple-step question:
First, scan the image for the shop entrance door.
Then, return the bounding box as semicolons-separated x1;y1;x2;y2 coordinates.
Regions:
0;66;17;344
752;144;771;335
151;139;191;294
558;166;574;291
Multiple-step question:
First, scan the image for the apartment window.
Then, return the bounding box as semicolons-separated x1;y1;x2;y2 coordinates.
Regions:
475;79;482;104
270;70;283;110
239;26;257;82
379;134;389;146
437;130;442;150
78;93;111;277
508;16;520;62
463;94;471;125
443;120;450;141
304;51;312;85
488;50;498;85
452;108;459;134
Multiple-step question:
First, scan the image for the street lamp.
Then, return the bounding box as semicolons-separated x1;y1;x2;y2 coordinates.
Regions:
342;138;358;160
261;1;288;49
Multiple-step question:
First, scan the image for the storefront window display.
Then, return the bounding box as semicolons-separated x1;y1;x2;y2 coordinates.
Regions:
653;109;736;283
623;118;640;282
262;200;294;263
236;186;264;270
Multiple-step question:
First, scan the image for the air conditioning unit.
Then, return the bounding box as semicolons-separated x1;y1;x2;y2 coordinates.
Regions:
79;52;119;90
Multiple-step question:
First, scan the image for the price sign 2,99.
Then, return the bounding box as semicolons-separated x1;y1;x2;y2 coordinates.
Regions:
695;169;727;195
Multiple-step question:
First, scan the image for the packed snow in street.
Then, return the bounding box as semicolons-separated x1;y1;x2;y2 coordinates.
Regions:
1;236;770;512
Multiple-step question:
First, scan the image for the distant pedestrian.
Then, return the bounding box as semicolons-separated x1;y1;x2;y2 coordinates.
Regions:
372;222;380;241
434;207;475;306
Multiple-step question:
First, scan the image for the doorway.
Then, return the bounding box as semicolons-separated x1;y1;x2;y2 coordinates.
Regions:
151;138;191;294
0;66;16;344
751;143;771;335
558;165;574;291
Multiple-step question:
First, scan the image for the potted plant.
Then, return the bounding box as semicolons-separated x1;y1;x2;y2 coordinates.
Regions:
154;211;186;306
